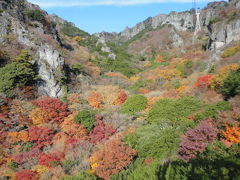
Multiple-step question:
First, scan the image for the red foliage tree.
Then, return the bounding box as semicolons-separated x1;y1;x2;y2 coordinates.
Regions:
14;148;41;167
114;91;128;105
16;170;37;180
34;97;70;123
39;152;64;167
29;126;54;148
178;119;218;162
194;75;213;88
90;137;137;179
90;120;116;144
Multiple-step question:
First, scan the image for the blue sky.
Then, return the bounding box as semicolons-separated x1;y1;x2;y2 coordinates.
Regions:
29;0;223;34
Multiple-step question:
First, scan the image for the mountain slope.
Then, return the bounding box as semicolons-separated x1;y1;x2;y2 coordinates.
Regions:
0;0;240;180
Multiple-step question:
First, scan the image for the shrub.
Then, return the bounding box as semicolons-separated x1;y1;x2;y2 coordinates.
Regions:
61;22;89;38
111;159;161;180
14;50;33;62
160;142;240;180
8;161;18;169
178;119;218;162
74;110;96;131
222;125;240;144
71;63;84;75
193;101;231;122
87;92;103;109
29;126;54;148
20;142;35;152
14;148;41;168
31;165;49;175
124;125;181;159
210;64;239;91
39;152;64;167
114;91;128;105
24;10;45;22
89;120;116;144
129;80;153;93
221;44;240;58
29;108;45;125
121;95;147;115
0;62;36;97
62;160;79;172
220;68;240;99
90;137;137;179
147;96;202;125
61;114;89;140
16;170;37;180
35;98;70;123
194;75;213;88
60;172;97;180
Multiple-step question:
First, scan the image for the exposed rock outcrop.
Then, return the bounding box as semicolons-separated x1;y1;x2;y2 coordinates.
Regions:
37;45;65;97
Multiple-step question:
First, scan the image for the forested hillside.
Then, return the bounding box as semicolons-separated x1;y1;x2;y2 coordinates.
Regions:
0;0;240;179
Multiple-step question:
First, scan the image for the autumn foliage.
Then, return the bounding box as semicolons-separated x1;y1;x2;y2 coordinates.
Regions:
16;170;37;180
28;108;44;125
39;152;64;167
222;125;240;144
90;137;137;179
90;120;116;144
61;114;89;140
7;131;29;143
29;126;54;148
114;91;128;105
87;92;103;109
34;98;70;123
179;119;218;162
194;75;213;88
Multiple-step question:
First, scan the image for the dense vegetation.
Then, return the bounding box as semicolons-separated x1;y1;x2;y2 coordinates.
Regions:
0;1;240;180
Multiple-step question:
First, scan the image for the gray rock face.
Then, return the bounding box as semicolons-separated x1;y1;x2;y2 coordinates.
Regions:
95;33;116;60
201;1;240;50
118;11;194;40
37;45;65;98
0;0;67;97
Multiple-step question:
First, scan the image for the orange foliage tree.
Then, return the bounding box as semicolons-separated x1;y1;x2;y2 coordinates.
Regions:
90;137;137;179
87;92;103;109
222;125;240;144
60;114;89;140
7;131;29;143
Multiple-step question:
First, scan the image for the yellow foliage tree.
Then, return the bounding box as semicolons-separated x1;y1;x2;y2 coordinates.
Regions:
29;108;45;125
210;64;240;90
31;165;49;175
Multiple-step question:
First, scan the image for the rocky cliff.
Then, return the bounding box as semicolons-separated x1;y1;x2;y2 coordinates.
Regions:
0;0;66;97
98;0;240;52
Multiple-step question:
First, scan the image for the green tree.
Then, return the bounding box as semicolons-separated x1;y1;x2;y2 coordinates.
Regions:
147;96;202;125
24;10;45;22
220;68;240;99
14;50;33;63
74;110;96;131
121;95;147;115
0;62;37;97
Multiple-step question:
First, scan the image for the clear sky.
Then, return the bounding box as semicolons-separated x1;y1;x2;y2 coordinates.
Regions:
28;0;223;34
